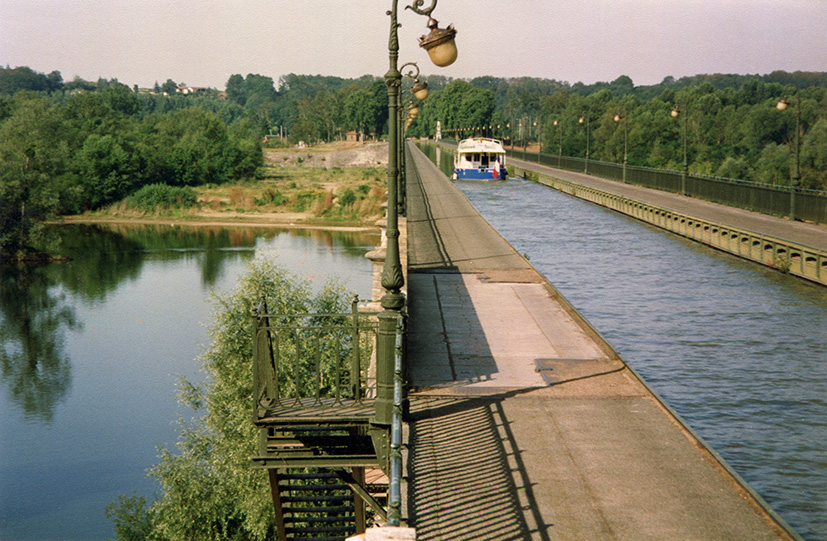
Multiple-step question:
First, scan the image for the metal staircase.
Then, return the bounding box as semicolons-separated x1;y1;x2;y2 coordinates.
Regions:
252;300;399;537
269;470;368;541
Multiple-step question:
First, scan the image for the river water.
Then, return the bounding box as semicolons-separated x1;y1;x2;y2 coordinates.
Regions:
420;144;827;539
0;224;378;540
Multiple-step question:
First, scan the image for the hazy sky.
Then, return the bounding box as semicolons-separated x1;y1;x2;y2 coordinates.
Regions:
2;0;826;90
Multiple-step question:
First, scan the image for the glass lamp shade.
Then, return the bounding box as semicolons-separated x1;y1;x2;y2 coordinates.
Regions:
671;108;680;117
419;19;458;67
412;81;429;101
776;99;789;111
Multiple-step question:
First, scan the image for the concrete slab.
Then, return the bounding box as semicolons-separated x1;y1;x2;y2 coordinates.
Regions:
403;143;798;540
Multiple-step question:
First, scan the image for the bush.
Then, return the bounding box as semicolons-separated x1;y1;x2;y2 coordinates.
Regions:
127;184;198;211
106;257;353;540
338;188;357;207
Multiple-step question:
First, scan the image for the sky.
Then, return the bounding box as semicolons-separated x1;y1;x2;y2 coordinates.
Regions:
1;0;826;90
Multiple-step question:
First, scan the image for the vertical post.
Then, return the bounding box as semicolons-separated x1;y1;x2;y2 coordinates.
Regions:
398;91;406;216
388;315;405;526
376;0;405;429
622;111;628;183
681;106;688;195
353;467;367;533
791;89;801;221
268;470;287;541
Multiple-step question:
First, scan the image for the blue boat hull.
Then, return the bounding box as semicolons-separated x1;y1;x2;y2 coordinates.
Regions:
454;168;506;180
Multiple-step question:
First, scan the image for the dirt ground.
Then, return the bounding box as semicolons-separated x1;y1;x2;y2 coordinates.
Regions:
65;141;391;230
265;140;389;169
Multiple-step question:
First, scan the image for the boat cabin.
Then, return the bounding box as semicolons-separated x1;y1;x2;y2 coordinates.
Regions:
453;137;507;180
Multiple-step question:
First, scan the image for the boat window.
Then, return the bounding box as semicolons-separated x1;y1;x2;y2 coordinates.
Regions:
481;154;489;167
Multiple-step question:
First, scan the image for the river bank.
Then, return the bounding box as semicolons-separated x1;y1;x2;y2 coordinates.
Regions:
61;213;379;232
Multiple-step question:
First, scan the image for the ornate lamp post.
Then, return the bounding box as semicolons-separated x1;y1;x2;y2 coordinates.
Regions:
777;88;801;220
579;114;590;174
376;0;456;429
671;104;689;195
553;119;562;168
614;108;628;182
534;120;542;163
397;62;429;216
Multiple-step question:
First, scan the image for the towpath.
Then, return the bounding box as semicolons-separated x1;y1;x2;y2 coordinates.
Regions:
402;142;798;540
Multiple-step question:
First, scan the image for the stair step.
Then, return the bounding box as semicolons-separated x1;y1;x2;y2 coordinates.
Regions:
282;505;354;514
282;495;353;503
280;472;340;480
290;536;348;541
286;526;353;534
279;484;351;492
283;515;354;524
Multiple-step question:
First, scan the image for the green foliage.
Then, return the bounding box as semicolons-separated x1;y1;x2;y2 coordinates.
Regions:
0;93;62;256
292;191;317;212
338;188;357;207
106;256;353;541
127;184;198;211
106;494;156;541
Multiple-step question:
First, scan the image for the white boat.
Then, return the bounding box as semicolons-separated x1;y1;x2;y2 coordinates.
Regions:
452;137;507;180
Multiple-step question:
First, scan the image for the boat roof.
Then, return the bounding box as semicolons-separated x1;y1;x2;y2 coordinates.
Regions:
456;137;506;154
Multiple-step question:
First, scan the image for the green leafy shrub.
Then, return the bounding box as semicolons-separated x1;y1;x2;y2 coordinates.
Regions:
106;257;353;540
338;188;357;207
126;184;197;211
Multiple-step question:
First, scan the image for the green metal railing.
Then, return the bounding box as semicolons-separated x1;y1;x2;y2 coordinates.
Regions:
505;147;827;225
253;299;380;416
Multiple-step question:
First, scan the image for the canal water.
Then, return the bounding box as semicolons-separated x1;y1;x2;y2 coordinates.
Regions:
421;143;827;540
0;223;378;540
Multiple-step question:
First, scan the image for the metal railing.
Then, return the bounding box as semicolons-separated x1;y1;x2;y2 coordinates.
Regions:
505;148;827;225
253;298;380;416
511;165;827;287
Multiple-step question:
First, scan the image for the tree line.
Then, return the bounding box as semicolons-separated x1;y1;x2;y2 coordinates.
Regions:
410;72;827;191
2;66;826;258
0;69;264;258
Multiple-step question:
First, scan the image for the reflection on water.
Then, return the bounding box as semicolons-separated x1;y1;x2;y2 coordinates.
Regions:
0;223;378;540
0;265;76;422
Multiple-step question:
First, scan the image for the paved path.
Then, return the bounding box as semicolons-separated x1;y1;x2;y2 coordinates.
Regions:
403;143;798;540
508;156;827;251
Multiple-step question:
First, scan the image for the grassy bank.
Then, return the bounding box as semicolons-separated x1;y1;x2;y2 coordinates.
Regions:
73;143;389;227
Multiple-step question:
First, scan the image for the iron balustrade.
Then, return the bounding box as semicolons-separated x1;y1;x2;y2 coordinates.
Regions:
253;299;380;418
511;164;827;287
506;148;827;225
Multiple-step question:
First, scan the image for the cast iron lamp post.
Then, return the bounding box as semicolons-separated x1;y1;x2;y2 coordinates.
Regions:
777;88;801;220
534;120;542;163
553;119;562;168
376;0;456;431
614;108;628;182
397;62;429;216
579;114;590;173
671;104;689;195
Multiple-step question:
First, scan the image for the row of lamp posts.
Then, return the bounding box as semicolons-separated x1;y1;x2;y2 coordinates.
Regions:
544;89;802;214
374;2;457;521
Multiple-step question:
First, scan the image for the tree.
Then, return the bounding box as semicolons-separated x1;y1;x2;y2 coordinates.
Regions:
78;133;136;207
225;74;246;105
0;93;63;257
343;88;380;138
107;256;354;540
161;79;178;95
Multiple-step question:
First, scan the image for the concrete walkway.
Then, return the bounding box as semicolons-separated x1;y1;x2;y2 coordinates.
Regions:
403;143;798;540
